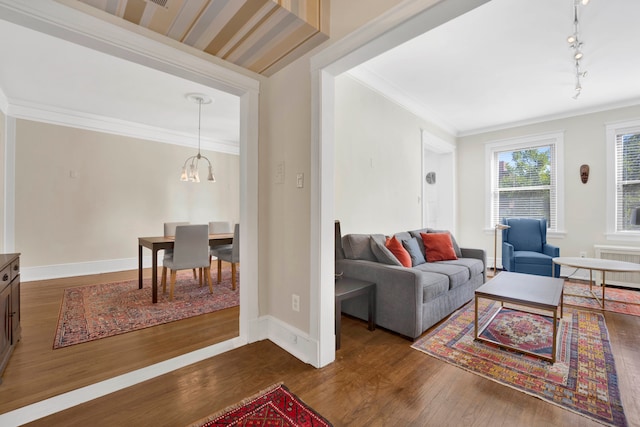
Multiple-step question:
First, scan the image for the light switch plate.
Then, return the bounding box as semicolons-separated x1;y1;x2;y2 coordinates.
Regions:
296;173;304;188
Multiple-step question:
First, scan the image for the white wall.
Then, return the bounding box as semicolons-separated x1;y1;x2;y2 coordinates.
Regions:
259;0;407;335
457;104;640;263
334;75;455;236
14;119;239;269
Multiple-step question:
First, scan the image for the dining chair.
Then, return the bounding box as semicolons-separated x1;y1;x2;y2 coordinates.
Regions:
211;223;239;290
209;221;233;261
161;224;212;301
164;221;197;280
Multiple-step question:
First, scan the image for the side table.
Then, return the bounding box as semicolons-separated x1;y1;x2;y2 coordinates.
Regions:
335;277;376;349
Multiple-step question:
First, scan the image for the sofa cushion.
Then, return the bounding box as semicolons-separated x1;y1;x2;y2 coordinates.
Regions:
402;237;426;266
342;234;377;261
414;262;470;290
420;232;458;262
419;273;450;302
370;235;402;266
385;236;411;267
440;258;485;278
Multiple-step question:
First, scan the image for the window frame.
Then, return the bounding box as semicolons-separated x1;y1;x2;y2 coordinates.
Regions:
485;131;565;237
606;119;640;241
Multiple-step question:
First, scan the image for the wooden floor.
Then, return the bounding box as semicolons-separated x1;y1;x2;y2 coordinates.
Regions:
3;271;640;426
0;268;239;415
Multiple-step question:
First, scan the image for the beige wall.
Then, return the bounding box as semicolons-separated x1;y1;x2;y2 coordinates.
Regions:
259;0;404;332
15;119;239;267
334;74;455;235
457;104;640;261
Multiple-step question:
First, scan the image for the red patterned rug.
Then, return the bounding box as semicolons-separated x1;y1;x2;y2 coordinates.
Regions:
412;301;627;427
53;267;239;349
187;383;332;427
564;280;640;316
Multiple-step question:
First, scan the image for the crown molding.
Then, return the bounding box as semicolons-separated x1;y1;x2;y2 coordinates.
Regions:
7;97;240;155
0;87;7;115
347;67;458;136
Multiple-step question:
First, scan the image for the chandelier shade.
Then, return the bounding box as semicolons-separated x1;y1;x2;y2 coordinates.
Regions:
180;93;216;183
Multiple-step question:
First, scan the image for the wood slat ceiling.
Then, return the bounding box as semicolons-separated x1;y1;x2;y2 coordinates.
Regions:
68;0;329;76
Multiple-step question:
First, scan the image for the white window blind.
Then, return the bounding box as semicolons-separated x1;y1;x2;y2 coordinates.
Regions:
614;127;640;232
490;141;558;230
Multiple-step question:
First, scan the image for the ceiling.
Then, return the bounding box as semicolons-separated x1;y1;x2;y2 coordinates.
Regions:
350;0;640;136
1;0;639;149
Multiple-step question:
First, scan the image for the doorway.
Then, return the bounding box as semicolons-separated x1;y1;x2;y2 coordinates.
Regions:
421;129;456;232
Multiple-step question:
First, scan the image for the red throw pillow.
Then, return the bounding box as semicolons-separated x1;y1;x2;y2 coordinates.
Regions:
385;236;412;267
420;232;458;262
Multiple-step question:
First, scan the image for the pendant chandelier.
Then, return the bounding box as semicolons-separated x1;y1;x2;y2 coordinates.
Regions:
180;93;216;182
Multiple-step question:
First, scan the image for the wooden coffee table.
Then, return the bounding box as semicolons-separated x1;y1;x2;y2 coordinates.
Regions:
474;272;564;363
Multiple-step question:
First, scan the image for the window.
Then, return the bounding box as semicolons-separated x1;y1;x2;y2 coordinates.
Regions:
607;120;640;236
486;132;564;233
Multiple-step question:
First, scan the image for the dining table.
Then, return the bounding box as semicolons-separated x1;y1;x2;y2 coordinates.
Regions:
138;233;234;303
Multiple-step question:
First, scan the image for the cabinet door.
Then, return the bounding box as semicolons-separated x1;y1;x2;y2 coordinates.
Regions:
10;279;20;344
0;285;10;368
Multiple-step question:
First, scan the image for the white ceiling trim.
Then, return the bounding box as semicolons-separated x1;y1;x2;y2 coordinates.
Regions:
347;67;458;136
7;97;240;155
457;96;640;138
0;87;8;115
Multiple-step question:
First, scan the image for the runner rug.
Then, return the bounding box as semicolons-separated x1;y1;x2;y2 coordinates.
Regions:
187;383;332;427
53;267;239;349
564;280;640;317
412;300;627;427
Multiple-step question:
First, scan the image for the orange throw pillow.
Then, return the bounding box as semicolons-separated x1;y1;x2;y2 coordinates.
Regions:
420;232;458;262
385;236;412;267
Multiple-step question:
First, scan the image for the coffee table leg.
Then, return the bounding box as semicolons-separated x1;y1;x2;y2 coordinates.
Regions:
474;295;479;339
551;307;557;364
601;271;606;309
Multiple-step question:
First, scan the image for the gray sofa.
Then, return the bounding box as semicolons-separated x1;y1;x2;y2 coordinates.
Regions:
335;227;486;340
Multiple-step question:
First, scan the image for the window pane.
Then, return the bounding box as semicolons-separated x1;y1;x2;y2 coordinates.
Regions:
622;133;640;182
498;189;551;227
622;182;640;231
498;147;551;189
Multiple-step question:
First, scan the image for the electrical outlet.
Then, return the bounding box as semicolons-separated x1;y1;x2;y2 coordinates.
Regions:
579;251;587;258
292;294;300;312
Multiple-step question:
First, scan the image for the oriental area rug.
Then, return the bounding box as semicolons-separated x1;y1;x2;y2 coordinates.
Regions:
187;383;333;427
53;267;239;349
563;280;640;317
412;300;627;427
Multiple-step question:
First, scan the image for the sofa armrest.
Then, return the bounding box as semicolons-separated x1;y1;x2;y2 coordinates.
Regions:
502;242;515;272
335;259;427;338
460;247;487;282
542;243;560;257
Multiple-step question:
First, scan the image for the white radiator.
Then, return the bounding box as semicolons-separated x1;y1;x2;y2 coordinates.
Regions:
594;245;640;289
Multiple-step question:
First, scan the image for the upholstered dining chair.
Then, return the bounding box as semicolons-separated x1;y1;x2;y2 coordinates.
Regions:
501;217;560;277
164;221;197;280
161;224;212;301
210;223;239;290
208;221;233;252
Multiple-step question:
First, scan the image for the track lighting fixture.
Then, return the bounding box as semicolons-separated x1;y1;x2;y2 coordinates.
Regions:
568;0;589;99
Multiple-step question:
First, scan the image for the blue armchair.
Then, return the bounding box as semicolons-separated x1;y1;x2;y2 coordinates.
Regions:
501;218;560;277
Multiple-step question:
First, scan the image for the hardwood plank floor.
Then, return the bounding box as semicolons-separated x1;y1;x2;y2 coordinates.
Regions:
0;268;239;414
3;271;640;426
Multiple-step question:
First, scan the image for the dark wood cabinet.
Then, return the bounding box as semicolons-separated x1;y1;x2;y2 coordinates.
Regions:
0;253;20;384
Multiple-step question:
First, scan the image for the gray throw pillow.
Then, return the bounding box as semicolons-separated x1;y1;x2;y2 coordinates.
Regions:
402;237;426;266
369;235;401;266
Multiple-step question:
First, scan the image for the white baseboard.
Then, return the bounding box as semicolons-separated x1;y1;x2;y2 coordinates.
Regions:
255;315;320;367
21;256;160;282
